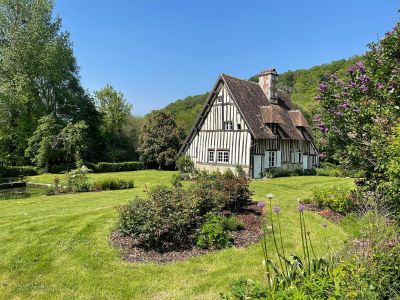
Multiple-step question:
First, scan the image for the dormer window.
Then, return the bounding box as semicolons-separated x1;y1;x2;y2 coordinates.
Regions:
268;123;278;134
224;121;233;130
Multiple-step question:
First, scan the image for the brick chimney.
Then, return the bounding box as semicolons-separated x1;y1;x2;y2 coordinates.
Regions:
259;68;278;104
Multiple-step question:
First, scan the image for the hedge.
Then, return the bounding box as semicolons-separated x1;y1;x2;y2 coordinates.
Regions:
87;161;144;173
0;166;38;177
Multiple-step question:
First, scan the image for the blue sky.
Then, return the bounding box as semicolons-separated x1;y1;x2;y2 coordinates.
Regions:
55;0;398;115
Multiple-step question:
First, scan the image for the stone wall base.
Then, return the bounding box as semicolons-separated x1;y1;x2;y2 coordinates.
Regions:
195;163;250;176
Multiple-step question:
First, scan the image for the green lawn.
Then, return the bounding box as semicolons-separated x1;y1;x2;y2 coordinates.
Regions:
0;171;354;299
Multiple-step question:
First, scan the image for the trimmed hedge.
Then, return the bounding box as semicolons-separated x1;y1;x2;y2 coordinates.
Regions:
0;166;38;177
87;161;144;173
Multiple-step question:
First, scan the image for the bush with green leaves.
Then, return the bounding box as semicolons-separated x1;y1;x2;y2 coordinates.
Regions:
0;166;38;178
306;185;354;213
64;168;91;193
223;216;244;231
176;155;194;174
118;198;162;248
118;186;199;249
194;170;253;212
196;213;233;249
87;161;144;173
92;178;134;191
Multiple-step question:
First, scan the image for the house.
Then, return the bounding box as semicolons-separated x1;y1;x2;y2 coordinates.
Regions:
178;69;319;178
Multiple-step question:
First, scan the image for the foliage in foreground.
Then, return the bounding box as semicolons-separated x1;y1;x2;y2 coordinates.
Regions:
315;21;400;220
222;204;400;299
304;185;354;213
117;170;252;249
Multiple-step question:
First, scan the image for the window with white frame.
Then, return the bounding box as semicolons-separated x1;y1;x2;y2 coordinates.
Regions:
266;151;282;168
237;124;241;130
224;121;233;130
216;96;222;103
208;149;215;162
217;150;229;163
268;151;276;167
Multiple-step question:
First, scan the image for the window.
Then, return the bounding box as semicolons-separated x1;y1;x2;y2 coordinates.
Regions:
268;151;276;167
216;96;222;103
237;124;241;130
269;124;277;134
208;149;215;162
297;151;303;163
224;121;233;130
291;151;303;163
217;150;229;163
266;151;282;168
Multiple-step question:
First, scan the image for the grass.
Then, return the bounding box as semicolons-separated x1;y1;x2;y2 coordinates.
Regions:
1;171;354;299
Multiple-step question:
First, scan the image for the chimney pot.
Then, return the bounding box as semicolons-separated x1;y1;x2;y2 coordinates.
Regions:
259;68;278;104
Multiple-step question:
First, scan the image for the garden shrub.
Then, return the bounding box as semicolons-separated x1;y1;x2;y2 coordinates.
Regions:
0;165;38;177
265;169;292;178
117;171;252;249
176;155;194;174
64;168;91;193
118;198;162;248
88;161;144;173
119;186;199;249
223;216;244;231
194;170;253;212
48;163;75;174
92;178;134;191
196;213;233;249
306;185;354;213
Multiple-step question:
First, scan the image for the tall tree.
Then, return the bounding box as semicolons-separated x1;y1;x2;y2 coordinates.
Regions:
138;110;185;169
0;0;100;165
94;85;133;162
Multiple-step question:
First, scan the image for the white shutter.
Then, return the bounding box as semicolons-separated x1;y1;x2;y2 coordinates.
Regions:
276;151;282;167
265;151;270;168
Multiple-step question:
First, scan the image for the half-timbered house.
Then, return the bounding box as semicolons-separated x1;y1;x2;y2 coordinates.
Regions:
178;69;319;178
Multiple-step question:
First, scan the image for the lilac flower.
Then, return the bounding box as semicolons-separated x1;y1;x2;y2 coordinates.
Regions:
298;204;306;212
313;114;321;122
348;66;355;74
359;74;370;84
272;206;281;213
349;81;357;87
352;107;360;113
355;61;365;72
335;112;344;117
343;92;349;97
315;95;322;101
319;83;328;93
360;85;368;93
319;153;326;159
257;201;265;209
334;93;341;99
376;83;384;90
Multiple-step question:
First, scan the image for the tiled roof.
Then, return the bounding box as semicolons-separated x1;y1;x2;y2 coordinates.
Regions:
221;74;312;140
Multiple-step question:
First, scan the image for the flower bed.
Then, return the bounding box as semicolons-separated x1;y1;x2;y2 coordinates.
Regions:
110;203;262;263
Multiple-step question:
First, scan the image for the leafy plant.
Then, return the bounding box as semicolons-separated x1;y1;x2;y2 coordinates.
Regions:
176;155;194;174
196;213;233;249
223;216;244;231
92;178;134;191
306;185;354;213
64;167;91;193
